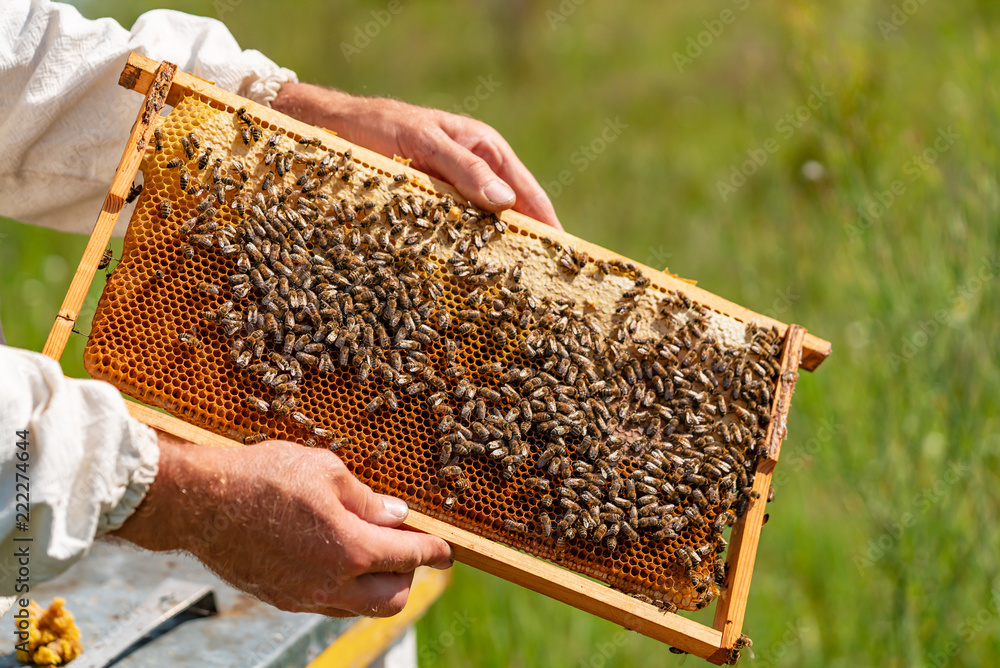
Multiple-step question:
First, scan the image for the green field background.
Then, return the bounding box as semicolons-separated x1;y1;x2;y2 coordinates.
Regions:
1;1;998;666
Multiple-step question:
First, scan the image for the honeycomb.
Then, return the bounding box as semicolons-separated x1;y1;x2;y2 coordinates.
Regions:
84;95;785;612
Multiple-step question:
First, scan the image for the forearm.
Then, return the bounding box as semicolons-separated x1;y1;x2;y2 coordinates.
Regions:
110;436;451;617
109;430;203;553
272;83;403;157
0;346;158;595
273;83;359;132
272;81;562;227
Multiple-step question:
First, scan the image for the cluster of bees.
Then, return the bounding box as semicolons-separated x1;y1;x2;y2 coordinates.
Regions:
145;105;783;606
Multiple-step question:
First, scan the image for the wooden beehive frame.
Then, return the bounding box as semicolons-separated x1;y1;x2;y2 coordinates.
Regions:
42;53;828;664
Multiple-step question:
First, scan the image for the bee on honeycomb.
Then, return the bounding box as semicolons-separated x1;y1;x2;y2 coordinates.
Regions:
85;97;786;612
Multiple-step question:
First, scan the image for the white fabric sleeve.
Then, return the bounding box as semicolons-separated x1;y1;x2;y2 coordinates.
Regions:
0;0;298;235
0;346;159;611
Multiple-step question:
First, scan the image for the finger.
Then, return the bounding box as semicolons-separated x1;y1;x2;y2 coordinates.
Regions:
506;178;562;231
416;131;518;214
470;142;563;230
333;465;409;528
243;584;359;618
318;608;358;618
339;571;414;617
288;597;360;618
358;522;453;574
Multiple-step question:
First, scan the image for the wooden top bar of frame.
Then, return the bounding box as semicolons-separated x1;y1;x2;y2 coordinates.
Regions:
118;52;831;371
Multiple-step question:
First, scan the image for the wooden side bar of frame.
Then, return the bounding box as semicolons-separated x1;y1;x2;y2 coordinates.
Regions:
709;324;806;663
42;60;176;361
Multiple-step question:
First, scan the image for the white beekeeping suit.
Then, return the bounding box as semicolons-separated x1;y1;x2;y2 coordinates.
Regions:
0;0;297;616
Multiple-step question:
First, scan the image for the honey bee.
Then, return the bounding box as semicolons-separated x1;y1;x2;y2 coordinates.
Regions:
504;519;528;533
262;132;282;151
198;147;214;169
650;599;678;613
676;547;694;571
153;127;163;152
536;512;552;537
125;182;143;204
210;158;225;185
97;248;114;270
525;477;551;493
297;136;322;147
328;437;350;451
268;393;294;415
178;331;202;351
246;396;270;413
714;557;727;585
295;352;318;367
197;281;221;296
276;381;299;394
371;440;389;460
291;411;316;431
440;465;463;479
276;151;292;176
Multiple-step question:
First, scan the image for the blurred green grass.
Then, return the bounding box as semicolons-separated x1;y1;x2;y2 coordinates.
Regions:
2;0;998;665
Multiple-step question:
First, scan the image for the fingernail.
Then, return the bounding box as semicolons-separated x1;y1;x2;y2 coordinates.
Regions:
430;558;454;570
381;495;408;519
483;180;515;206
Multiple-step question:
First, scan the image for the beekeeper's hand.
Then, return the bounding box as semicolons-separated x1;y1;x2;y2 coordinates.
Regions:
272;82;562;230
